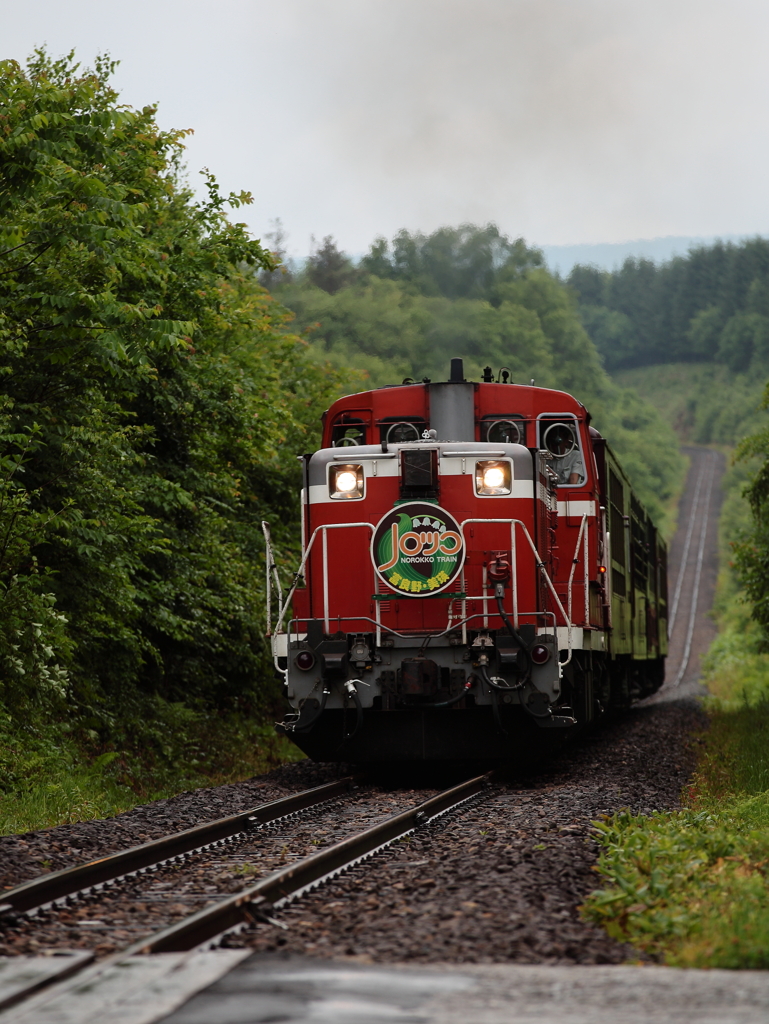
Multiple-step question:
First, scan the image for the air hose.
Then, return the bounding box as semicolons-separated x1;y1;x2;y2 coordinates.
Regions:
490;686;507;736
480;654;552;725
422;676;476;708
492;588;556;722
494;584;532;684
342;680;364;741
477;662;512;736
478;662;524;692
293;685;330;733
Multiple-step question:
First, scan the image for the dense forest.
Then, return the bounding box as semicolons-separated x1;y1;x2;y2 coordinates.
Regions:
0;52;349;802
567;241;769;446
565;243;769;448
568;239;769;373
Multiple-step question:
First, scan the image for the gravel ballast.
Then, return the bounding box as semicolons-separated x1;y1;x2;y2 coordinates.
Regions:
222;699;705;965
1;699;704;965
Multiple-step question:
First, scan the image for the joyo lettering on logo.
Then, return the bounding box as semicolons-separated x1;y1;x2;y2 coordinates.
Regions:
370;502;465;595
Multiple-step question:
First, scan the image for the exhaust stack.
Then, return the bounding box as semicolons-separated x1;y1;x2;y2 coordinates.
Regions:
428;358;474;441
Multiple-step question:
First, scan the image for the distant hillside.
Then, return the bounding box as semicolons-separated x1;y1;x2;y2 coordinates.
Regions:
568;237;769;377
612;363;765;446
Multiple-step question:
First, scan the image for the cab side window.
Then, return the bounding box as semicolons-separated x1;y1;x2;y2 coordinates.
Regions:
538;418;586;487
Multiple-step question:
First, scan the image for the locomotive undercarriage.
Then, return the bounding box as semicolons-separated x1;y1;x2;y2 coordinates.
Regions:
275;621;662;762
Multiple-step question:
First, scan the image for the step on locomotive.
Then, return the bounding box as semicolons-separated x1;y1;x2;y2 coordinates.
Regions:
263;358;667;761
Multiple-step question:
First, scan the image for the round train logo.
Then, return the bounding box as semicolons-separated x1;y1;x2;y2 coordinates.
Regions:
371;502;465;596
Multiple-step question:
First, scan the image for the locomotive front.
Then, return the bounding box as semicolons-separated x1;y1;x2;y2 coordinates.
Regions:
266;359;605;761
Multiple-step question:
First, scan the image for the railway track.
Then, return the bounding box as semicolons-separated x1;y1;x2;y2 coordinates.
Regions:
0;778;353;919
662;446;724;695
0;691;702;1018
0;773;493;1016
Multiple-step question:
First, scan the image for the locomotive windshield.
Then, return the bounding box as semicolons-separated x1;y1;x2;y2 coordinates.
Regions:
484;417;524;445
331;418;366;447
385;421;421;443
378;417;427;444
539;418;586;486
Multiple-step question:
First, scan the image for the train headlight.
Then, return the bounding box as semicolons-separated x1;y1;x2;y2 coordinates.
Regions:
475;460;512;495
329;464;364;499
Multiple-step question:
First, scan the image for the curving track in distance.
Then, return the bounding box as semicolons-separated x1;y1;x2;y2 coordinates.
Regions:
654;446;725;700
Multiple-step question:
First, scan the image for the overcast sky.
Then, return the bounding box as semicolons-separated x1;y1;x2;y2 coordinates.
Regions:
4;0;769;258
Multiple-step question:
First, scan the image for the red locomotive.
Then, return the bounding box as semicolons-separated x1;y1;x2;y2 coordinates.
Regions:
264;358;667;761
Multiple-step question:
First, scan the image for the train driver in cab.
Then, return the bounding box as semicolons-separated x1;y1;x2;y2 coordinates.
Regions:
543;422;585;485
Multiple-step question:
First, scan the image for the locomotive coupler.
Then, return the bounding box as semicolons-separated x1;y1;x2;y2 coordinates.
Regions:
317;638;348;679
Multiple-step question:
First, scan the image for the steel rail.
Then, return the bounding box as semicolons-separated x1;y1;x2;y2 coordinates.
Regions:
0;774;493;1018
673;452;716;687
132;771;493;954
0;777;355;917
668;454;708;634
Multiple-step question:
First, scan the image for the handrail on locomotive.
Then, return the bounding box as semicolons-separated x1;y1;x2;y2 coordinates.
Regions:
262;511;594;677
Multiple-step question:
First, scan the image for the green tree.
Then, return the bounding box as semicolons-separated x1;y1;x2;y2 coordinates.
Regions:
735;395;769;636
569;238;769;373
578;305;638;369
306;235;355;294
717;313;769;373
0;51;347;766
686;305;725;360
360;224;543;300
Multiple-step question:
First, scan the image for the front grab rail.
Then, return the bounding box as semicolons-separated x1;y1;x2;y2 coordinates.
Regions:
266;514;591;670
